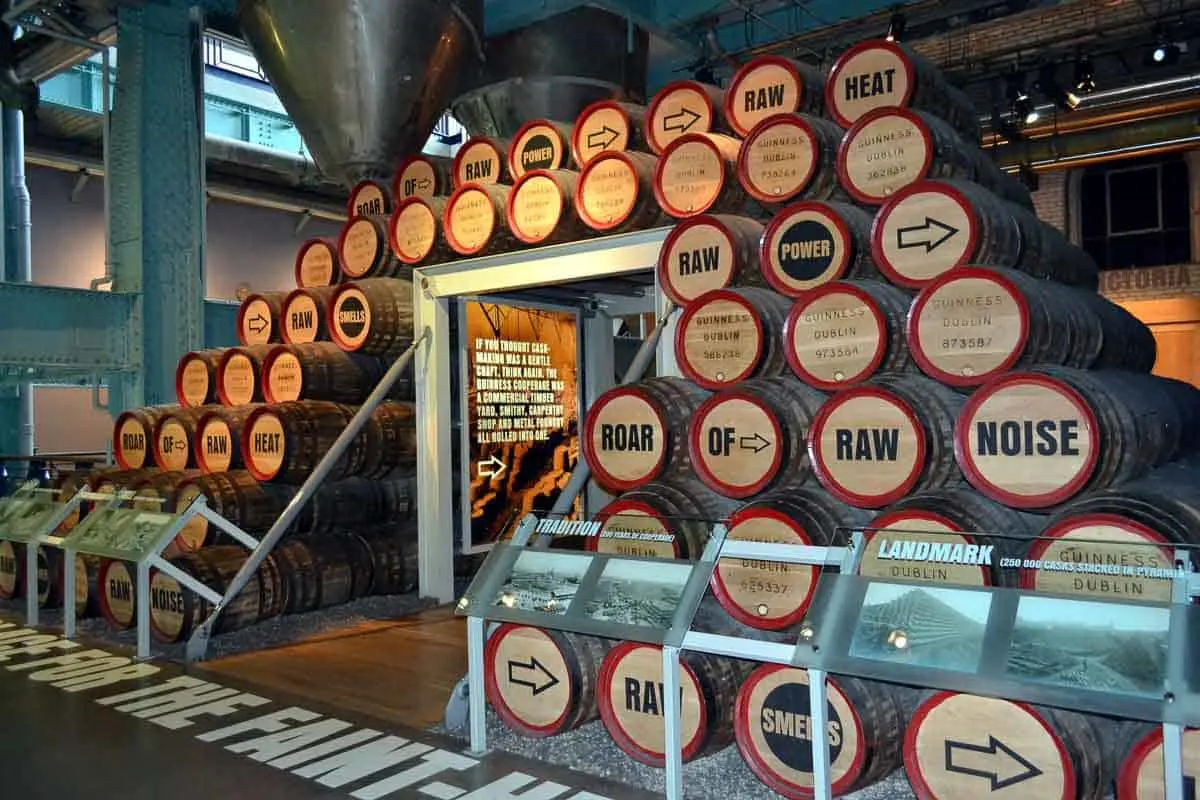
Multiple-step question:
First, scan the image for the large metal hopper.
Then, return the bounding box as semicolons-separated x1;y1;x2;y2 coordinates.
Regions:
237;0;483;188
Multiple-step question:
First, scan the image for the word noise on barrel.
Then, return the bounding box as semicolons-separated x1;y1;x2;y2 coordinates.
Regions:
842;69;896;101
678;246;720;275
744;84;787;112
836;428;899;461
975;420;1081;457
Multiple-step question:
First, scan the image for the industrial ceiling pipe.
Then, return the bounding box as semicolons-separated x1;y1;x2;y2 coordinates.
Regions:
991;109;1200;169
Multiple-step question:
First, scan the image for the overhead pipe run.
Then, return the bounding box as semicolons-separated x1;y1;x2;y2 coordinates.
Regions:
992;109;1200;169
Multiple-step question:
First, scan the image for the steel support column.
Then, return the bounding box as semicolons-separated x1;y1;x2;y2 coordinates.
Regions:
108;2;205;409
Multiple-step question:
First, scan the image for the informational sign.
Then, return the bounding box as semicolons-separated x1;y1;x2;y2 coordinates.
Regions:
69;506;178;560
462;300;580;550
0;493;62;543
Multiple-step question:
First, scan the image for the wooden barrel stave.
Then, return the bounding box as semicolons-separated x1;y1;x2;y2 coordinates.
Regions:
328;277;414;359
174;470;282;550
589;480;737;560
759;200;879;297
725;56;826;138
571;100;651;167
654;132;747;219
356;529;418;595
362;401;418;479
237;291;287;346
582;376;711;493
645;80;730;155
392;153;454;201
575;150;664;234
148;544;270;643
1115;723;1200;800
737;112;845;205
506;169;589;246
113;406;176;470
280;286;337;345
273;536;369;614
676;287;792;390
389;195;453;267
657;214;765;307
262;341;413;405
294;238;341;288
175;348;226;407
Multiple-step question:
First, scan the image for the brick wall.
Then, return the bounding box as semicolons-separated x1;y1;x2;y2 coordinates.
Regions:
1029;170;1068;234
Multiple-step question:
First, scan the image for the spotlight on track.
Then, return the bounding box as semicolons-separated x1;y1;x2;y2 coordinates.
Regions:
1035;63;1080;111
885;11;906;42
1074;55;1096;94
1006;71;1039;125
1147;28;1183;65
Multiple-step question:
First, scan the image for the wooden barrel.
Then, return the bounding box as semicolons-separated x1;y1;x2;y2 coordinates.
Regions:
131;469;202;521
675;287;791;390
908;266;1157;388
506;169;588;246
174;470;286;549
870;179;1098;290
1116;726;1200;799
359;529;417;595
688;376;827;498
725;56;825;138
645;80;729;155
328;278;414;358
261;342;413;405
653;132;745;219
571;100;650;167
598;642;752;766
338;215;407;280
484;623;613;737
273;536;370;614
0;540;21;599
361;400;418;479
281;476;417;539
784;279;913;391
737;112;843;205
759;200;878;296
657;214;764;307
861;488;1038;589
346;178;391;218
736;666;909;798
711;488;870;630
194;405;260;474
148;545;277;643
389;195;452;266
574;150;663;234
825;39;981;142
452;136;512;188
279;287;335;345
809;373;963;508
88;467;159;497
587;481;737;560
175;348;225;407
508;119;575;179
582;377;710;493
392;153;453;201
904;691;1110;800
837;107;984;206
236;291;286;346
443;182;516;258
216;344;273;406
293;238;341;288
955;367;1200;510
53;469;90;533
98;558;137;630
42;551;102;617
152;406;216;471
113;406;175;470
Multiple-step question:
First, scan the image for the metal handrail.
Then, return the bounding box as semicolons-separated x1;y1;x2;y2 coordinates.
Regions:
185;330;429;662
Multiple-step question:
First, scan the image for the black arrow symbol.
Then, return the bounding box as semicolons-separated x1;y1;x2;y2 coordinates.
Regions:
663;107;701;133
896;217;959;253
587;125;620;149
739;433;771;453
507;657;560;695
415;177;432;190
248;313;269;334
945;736;1042;791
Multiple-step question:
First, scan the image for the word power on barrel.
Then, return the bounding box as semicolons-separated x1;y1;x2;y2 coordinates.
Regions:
944;737;1043;790
897;217;959;253
507;657;560;696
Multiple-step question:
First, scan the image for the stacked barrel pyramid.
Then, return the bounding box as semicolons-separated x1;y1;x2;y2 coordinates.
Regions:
1;180;428;646
474;40;1199;800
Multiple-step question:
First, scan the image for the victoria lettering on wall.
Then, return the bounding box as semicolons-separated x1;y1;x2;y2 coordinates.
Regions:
463;300;581;550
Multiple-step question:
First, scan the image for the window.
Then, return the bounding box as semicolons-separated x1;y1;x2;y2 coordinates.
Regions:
1079;154;1191;269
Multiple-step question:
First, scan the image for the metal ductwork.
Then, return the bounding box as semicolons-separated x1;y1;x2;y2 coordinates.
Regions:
236;0;483;188
992;110;1200;169
451;6;649;139
0;1;37;112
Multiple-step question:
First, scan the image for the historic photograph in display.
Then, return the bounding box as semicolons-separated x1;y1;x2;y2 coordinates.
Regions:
492;549;590;615
850;583;992;672
583;558;692;628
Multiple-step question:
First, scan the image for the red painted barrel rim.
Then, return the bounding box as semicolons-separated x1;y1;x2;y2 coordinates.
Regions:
688;389;785;498
724;56;804;138
574;150;641;231
259;344;297;404
507;119;570;179
235;293;273;347
645;80;718;155
442;183;497;256
192;409;232;475
148;412;188;471
652;132;731;219
675;289;766;390
451;137;504;189
862;509;992;584
709;506;818;630
869;179;980;290
483;622;575;737
391;154;437;200
758;201;854;298
835;106;934;206
1116;727;1182;800
337;215;386;279
906;266;1030;387
293;238;337;289
96;558;134;629
903;691;1076;800
736;113;821;204
325;281;367;352
597;641;708;765
734;664;867;796
239;405;283;482
806;385;927;508
782;281;888;390
112;412;145;470
587;499;682;558
581;386;669;492
953;371;1100;509
391;195;441;264
505;169;568;245
656;214;738;307
174;353;207;407
824;38;917;129
1018;512;1173;591
570;100;633;167
346;178;389;218
215;347;257;406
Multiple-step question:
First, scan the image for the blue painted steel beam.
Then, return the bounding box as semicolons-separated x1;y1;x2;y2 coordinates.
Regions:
204;300;240;349
0;282;136;372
